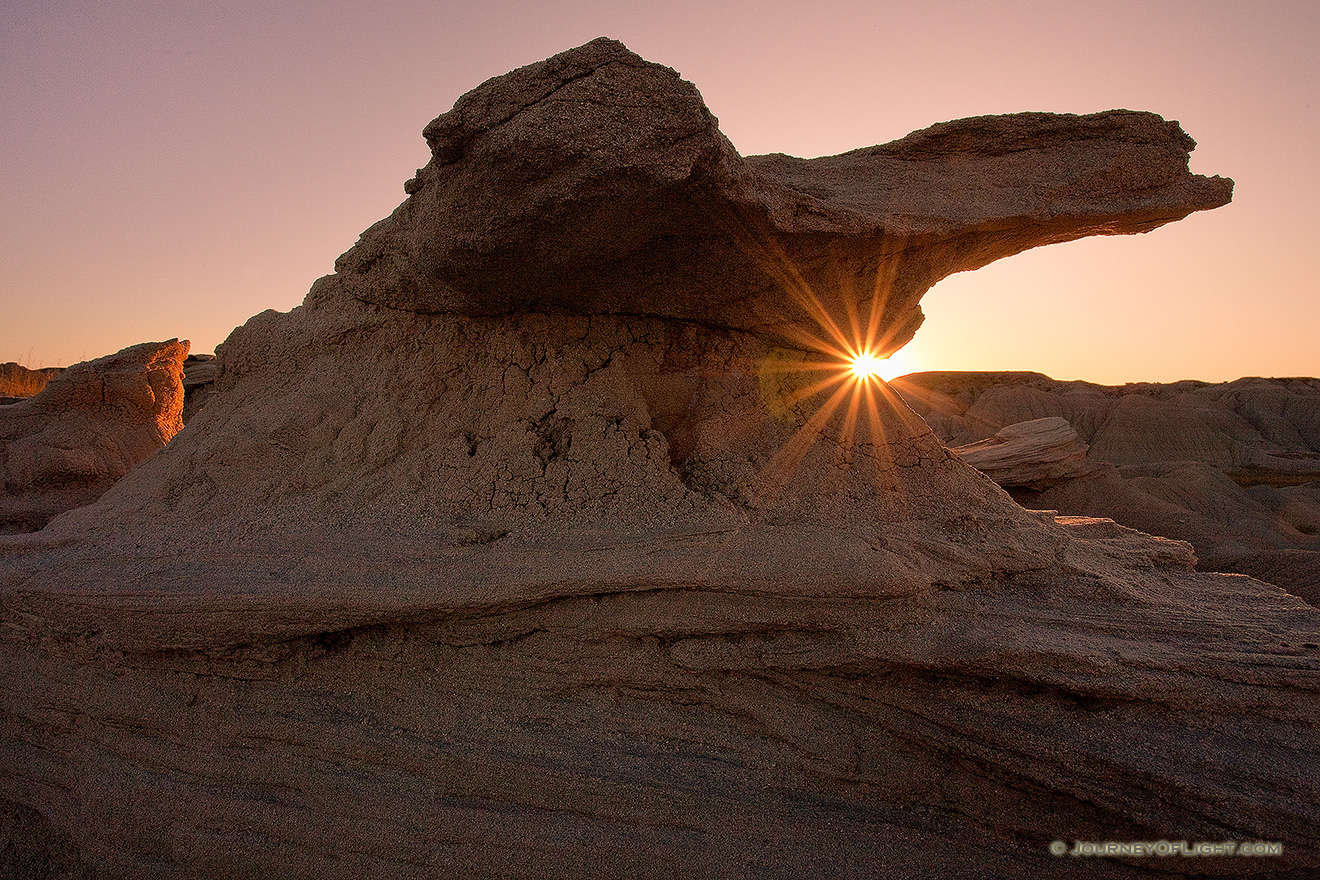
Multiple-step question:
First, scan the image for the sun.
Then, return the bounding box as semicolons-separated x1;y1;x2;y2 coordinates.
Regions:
849;351;884;381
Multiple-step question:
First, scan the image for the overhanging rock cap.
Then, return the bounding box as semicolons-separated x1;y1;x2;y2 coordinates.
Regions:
332;37;1232;355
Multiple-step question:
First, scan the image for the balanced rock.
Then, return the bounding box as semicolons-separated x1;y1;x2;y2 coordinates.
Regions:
0;340;188;532
950;416;1093;488
5;39;1315;880
335;37;1231;354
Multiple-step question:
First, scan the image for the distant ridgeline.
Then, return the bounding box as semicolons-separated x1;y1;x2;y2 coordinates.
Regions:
895;370;1320;601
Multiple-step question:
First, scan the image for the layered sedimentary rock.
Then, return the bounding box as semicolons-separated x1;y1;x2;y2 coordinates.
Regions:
5;39;1315;880
895;371;1320;599
950;416;1094;488
0;340;187;533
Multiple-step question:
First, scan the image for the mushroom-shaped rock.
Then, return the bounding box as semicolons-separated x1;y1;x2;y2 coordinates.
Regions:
333;37;1231;355
7;40;1315;880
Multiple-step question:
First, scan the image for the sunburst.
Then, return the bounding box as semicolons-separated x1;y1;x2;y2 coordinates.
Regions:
722;222;931;501
849;351;885;381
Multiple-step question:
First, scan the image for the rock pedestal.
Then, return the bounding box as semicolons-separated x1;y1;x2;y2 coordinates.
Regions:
5;39;1313;880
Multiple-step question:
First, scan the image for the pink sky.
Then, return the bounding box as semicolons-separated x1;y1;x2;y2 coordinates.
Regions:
3;0;1316;383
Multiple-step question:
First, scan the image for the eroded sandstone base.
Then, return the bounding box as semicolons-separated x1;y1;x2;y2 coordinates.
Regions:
2;38;1312;880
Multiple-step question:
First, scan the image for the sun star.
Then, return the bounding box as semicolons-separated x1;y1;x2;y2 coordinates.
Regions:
849;351;884;381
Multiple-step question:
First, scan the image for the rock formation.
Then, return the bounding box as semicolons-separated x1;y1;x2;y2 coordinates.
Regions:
950;416;1094;488
340;37;1230;355
4;38;1315;880
895;371;1320;601
0;340;188;533
0;362;63;403
181;353;220;422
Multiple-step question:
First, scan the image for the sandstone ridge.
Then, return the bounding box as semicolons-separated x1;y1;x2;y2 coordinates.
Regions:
0;363;63;402
3;40;1313;880
950;415;1095;488
895;371;1320;602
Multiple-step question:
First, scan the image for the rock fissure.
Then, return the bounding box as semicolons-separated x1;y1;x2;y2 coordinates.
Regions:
422;56;639;162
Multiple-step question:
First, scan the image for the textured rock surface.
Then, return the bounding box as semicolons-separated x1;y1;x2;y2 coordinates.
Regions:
0;363;63;402
950;416;1094;488
0;340;188;533
337;37;1231;354
4;39;1313;880
181;353;220;422
895;371;1320;597
1218;548;1320;605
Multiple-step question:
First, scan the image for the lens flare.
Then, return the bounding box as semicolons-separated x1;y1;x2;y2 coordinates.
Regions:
849;351;884;381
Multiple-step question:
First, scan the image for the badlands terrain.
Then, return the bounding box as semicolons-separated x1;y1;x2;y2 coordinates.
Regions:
2;38;1316;879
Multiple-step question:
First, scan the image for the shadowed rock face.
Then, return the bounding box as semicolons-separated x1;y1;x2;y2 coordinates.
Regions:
3;39;1315;880
181;353;220;422
335;37;1231;354
0;340;187;532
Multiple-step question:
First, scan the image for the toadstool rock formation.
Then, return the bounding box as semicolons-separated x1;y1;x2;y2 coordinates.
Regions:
336;38;1231;358
0;340;188;533
4;38;1316;880
335;40;1230;358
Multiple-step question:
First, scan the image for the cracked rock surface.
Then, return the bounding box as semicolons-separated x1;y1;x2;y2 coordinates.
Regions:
337;37;1231;354
0;340;187;533
2;38;1315;880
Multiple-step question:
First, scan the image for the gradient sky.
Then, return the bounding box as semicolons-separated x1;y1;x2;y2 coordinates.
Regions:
3;0;1316;383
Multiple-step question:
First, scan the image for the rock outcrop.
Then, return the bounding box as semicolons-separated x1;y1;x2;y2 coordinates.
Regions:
950;416;1094;488
895;371;1320;599
5;39;1313;880
181;353;220;422
0;340;188;533
338;37;1230;355
0;363;63;403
